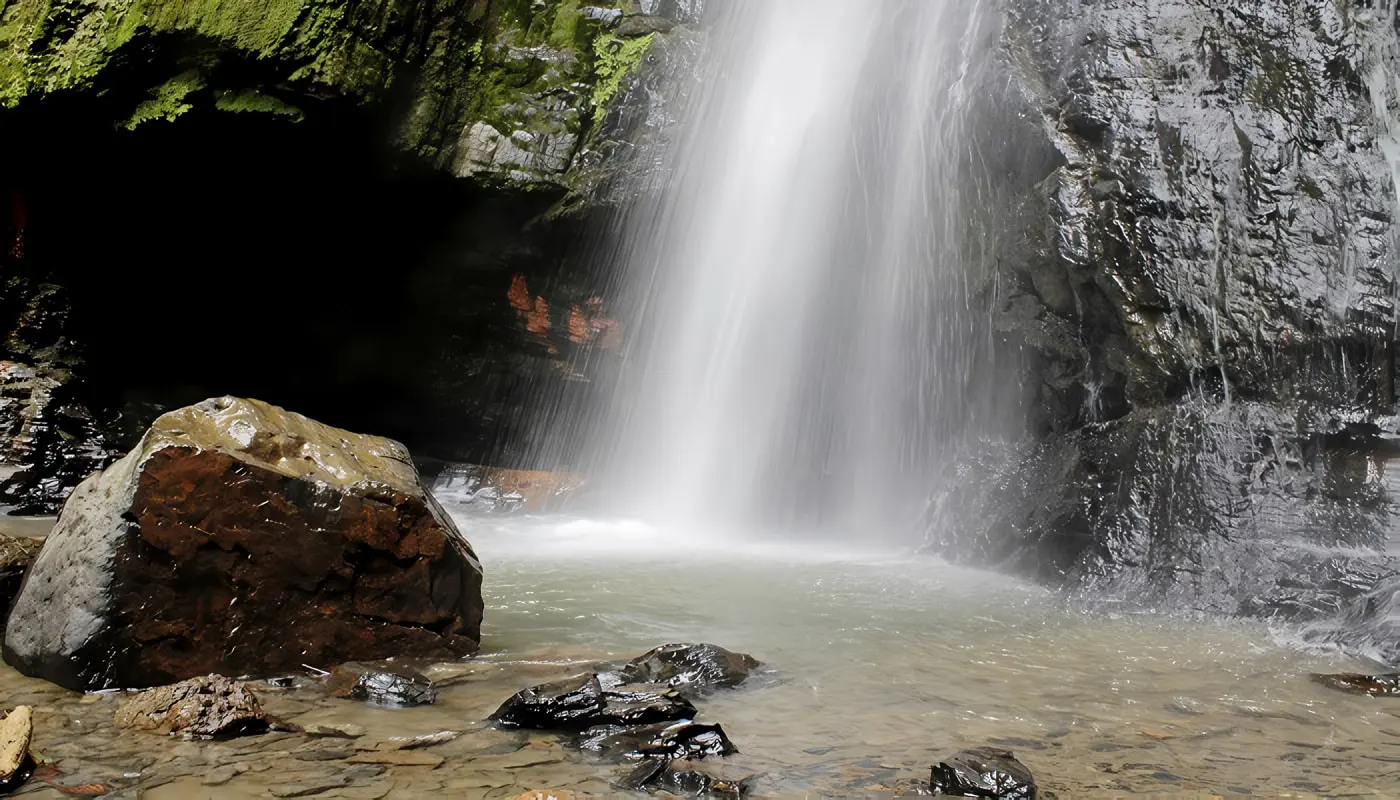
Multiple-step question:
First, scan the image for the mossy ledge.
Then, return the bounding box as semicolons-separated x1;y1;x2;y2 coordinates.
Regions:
0;0;666;192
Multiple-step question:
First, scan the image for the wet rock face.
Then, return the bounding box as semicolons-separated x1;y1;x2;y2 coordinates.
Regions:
930;748;1037;799
937;0;1400;635
933;404;1397;619
3;397;484;691
1005;0;1395;412
114;675;271;739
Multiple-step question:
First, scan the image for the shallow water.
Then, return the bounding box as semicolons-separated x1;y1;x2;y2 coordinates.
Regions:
2;514;1398;798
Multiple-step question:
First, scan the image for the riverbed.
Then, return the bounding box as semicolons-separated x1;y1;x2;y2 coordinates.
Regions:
0;513;1397;797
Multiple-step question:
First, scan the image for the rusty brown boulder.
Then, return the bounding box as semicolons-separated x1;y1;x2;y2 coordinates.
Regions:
3;397;483;691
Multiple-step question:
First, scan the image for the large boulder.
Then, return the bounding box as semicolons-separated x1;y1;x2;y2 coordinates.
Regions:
2;396;483;691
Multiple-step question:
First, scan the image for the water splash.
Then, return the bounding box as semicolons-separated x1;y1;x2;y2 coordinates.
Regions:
541;0;1014;540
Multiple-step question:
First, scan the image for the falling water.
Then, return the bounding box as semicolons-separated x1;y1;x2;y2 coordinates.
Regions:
550;0;1015;538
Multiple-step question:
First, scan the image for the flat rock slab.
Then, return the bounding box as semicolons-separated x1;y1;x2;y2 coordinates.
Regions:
346;751;445;767
114;675;270;739
3;396;483;690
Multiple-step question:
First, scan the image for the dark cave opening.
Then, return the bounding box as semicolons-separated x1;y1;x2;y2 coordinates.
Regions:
0;94;576;465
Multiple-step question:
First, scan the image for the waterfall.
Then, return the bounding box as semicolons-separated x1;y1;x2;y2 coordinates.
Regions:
550;0;1013;539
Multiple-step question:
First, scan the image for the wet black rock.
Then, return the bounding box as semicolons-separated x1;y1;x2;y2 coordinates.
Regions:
491;674;606;729
1311;673;1400;698
597;682;700;726
491;673;697;730
575;720;737;761
619;758;756;797
620;643;762;694
930;747;1037;799
327;663;438;707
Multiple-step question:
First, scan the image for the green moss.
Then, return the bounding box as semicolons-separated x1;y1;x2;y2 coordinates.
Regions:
122;69;205;130
0;0;402;108
548;0;583;50
214;88;304;121
590;31;652;126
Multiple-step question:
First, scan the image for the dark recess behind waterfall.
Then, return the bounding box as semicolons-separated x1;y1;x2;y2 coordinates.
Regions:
1;83;586;466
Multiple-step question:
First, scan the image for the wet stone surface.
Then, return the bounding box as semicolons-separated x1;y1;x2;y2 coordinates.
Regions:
930;747;1037;799
327;664;439;708
1311;673;1400;698
616;644;762;696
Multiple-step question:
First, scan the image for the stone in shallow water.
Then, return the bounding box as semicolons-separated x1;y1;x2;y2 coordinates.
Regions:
491;673;697;730
491;673;606;729
305;723;367;739
619;758;757;796
1311;673;1400;697
575;720;737;761
0;706;32;782
327;663;438;707
114;675;270;739
620;643;762;694
930;747;1037;799
3;396;483;691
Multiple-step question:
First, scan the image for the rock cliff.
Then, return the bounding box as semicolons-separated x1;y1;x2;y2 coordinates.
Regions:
930;0;1400;646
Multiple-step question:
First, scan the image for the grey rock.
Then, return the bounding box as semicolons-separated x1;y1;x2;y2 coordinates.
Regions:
928;0;1400;660
618;15;677;38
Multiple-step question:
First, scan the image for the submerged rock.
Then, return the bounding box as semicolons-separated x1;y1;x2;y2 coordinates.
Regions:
304;723;366;739
114;675;270;739
327;663;439;707
1311;673;1400;698
930;747;1037;799
619;758;756;796
3;397;483;691
575;720;737;761
491;673;697;730
620;644;762;695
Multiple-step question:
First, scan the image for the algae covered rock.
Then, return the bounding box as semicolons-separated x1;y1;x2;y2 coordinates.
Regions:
3;396;483;691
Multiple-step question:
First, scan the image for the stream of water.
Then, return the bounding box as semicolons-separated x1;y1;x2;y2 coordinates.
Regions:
1;511;1398;796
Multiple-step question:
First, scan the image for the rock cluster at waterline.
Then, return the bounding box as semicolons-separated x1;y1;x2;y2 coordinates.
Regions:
2;397;484;691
